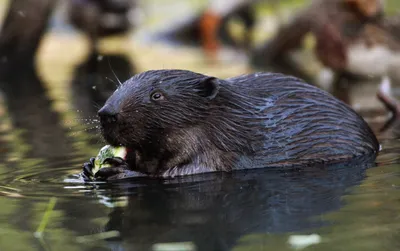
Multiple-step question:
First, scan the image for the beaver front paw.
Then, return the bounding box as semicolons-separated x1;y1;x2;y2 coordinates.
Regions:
94;157;129;181
82;157;96;181
81;157;129;181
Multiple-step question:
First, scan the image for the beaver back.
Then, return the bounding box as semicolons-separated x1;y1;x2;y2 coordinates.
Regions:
208;72;379;169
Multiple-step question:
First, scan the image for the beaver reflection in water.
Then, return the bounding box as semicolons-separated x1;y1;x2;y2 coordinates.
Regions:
82;70;379;180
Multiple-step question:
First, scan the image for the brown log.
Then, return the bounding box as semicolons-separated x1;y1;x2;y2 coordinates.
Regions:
0;0;56;68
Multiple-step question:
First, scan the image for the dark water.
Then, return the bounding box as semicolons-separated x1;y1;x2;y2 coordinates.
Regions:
1;1;400;251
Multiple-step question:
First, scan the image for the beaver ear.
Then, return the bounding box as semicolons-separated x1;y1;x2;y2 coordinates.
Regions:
197;77;220;99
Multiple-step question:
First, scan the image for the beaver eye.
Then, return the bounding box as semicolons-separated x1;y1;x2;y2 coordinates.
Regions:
151;91;164;101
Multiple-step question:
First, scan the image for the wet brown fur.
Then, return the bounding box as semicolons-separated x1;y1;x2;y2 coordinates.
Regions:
98;69;379;177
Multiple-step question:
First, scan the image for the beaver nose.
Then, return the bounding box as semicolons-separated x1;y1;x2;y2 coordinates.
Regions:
98;105;118;123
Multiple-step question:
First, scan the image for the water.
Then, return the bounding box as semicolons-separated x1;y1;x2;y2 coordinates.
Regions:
1;0;400;251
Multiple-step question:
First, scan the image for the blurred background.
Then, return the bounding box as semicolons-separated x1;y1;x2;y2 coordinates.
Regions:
1;0;400;251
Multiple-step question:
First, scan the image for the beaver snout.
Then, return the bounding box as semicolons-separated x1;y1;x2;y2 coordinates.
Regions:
98;104;123;146
98;104;118;124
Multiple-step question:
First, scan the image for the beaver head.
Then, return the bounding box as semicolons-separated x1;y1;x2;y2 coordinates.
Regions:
98;70;221;150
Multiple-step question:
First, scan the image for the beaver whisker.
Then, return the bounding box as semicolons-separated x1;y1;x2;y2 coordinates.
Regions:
105;77;120;88
107;59;123;87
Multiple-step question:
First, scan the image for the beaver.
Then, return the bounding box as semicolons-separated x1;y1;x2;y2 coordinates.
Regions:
82;69;379;180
